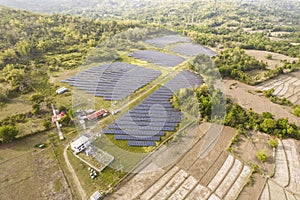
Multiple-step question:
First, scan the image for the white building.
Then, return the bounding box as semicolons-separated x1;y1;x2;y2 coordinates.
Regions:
56;87;68;94
70;135;90;154
90;191;103;200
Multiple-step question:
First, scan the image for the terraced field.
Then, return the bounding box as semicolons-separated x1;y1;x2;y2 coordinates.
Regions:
257;72;300;104
259;139;300;200
224;79;300;126
106;123;252;200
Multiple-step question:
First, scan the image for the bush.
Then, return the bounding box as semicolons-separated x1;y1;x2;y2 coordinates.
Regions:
293;105;300;117
268;139;279;148
256;149;268;163
266;54;273;60
0;125;19;143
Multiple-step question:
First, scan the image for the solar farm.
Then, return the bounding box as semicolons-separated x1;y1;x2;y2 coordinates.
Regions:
171;43;218;57
103;70;203;147
62;62;161;100
145;35;192;48
129;50;186;67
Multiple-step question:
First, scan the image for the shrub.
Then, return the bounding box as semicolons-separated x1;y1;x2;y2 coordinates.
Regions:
268;139;279;148
256;149;268;163
0;125;19;143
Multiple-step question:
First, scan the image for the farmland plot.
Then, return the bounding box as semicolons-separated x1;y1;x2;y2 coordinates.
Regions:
273;140;289;187
282;140;300;193
259;139;300;200
107;124;251;200
257;72;300;104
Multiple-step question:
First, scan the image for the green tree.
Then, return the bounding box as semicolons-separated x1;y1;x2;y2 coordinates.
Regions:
0;125;19;143
260;118;277;134
256;149;268;163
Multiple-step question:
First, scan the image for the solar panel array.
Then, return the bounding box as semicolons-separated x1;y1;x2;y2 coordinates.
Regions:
145;35;192;48
171;43;218;57
129;50;186;67
103;70;203;146
62;62;161;101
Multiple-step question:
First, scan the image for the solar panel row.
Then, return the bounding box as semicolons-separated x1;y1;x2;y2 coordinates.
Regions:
128;141;155;147
115;117;181;123
114;135;161;141
108;124;175;131
129;50;186;67
103;129;165;136
115;121;179;127
145;35;191;48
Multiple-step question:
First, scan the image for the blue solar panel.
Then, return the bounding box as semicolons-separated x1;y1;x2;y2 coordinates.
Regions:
114;135;160;141
128;141;155;146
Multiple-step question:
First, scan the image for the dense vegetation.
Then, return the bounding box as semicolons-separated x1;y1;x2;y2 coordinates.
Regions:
214;47;266;84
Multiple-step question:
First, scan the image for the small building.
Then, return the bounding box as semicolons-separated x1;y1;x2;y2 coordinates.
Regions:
87;109;108;121
56;87;68;94
90;191;103;200
70;135;91;154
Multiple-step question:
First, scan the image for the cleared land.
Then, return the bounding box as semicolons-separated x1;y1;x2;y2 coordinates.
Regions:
106;123;252;200
224;79;300;126
0;134;72;200
244;50;298;69
257;71;300;105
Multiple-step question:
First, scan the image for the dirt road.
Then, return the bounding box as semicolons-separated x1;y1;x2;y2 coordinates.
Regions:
63;145;87;200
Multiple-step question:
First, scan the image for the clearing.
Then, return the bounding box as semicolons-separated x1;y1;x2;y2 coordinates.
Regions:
0;133;72;200
244;50;298;70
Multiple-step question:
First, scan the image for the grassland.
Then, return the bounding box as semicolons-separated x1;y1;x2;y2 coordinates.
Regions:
0;133;72;200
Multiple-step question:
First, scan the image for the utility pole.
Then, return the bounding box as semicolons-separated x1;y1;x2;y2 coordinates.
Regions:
51;103;64;140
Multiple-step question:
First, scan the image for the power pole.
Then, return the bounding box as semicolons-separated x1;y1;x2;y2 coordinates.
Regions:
51;103;64;140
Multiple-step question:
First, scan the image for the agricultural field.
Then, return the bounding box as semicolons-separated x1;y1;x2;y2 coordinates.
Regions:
0;133;72;200
244;50;299;70
224;79;300;126
259;139;300;200
106;123;256;200
256;71;300;105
